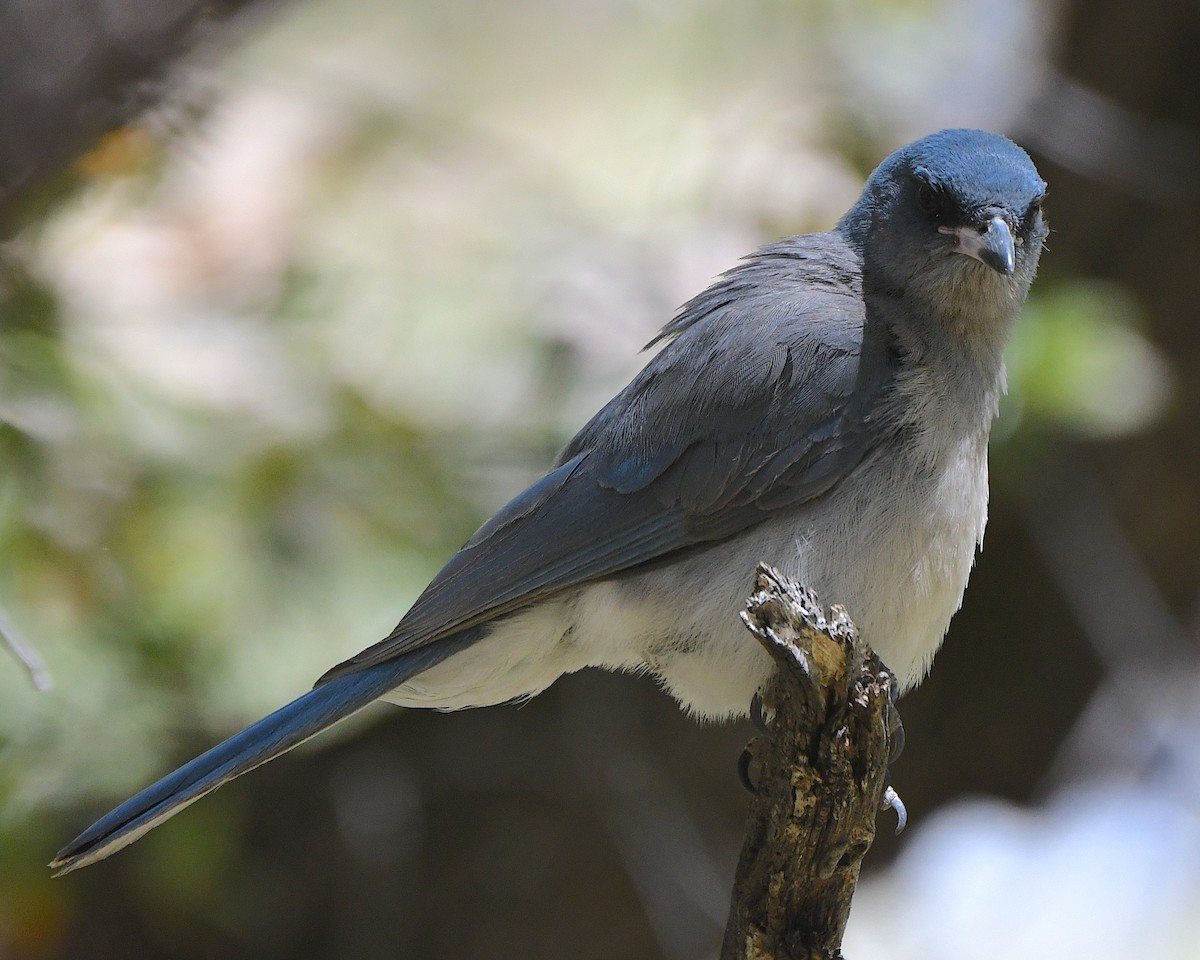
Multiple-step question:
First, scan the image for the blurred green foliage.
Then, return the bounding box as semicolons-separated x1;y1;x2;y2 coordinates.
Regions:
1006;280;1169;440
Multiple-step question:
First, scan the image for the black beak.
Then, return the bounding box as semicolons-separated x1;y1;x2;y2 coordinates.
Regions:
939;215;1016;275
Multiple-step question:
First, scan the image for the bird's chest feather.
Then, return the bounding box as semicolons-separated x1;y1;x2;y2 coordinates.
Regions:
816;426;990;689
796;358;997;689
562;436;988;719
564;356;1000;718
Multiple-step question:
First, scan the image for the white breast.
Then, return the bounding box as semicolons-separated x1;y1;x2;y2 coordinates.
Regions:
809;430;990;690
565;391;994;718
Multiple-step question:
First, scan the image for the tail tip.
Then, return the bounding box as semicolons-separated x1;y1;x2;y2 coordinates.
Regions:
48;848;87;878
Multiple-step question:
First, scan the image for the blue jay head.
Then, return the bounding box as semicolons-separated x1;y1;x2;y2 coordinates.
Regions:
839;129;1048;316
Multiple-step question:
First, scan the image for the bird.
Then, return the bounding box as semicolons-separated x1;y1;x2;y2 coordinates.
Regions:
52;127;1048;875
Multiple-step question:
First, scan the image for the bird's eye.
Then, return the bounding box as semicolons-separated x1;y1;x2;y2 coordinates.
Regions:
916;181;940;216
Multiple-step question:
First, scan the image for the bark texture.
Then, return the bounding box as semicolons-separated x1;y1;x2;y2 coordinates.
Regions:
721;564;896;960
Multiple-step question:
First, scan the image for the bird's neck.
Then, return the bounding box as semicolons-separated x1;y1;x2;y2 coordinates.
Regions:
872;282;1019;428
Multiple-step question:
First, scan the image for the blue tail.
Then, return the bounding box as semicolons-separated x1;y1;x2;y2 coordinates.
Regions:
51;637;473;875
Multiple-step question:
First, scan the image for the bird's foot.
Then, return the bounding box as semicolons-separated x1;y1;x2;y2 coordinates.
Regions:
738;744;759;794
881;771;907;835
885;672;905;763
750;691;773;735
736;691;773;794
737;691;776;794
880;667;906;833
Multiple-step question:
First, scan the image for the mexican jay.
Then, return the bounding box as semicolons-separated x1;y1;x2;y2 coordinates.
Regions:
53;128;1048;874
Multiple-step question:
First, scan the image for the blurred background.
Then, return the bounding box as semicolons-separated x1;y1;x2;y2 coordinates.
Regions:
2;0;1199;957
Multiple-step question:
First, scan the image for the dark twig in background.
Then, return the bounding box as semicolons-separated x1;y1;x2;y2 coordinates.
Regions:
0;0;264;230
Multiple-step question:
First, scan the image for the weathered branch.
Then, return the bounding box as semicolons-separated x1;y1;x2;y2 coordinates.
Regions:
721;564;897;960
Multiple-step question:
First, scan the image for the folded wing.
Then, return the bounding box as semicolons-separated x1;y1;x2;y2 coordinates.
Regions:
319;234;895;682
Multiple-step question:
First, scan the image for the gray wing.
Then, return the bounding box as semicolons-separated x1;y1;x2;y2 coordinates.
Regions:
317;234;896;683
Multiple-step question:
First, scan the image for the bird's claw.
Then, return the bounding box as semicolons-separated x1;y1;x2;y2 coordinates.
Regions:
735;691;773;794
881;783;907;835
750;691;773;735
879;667;906;833
738;743;759;794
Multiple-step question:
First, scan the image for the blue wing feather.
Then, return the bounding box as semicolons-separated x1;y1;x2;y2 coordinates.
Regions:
50;632;480;874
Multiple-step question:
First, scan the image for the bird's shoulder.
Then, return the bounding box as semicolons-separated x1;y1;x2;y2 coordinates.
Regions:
647;231;866;351
558;230;892;511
